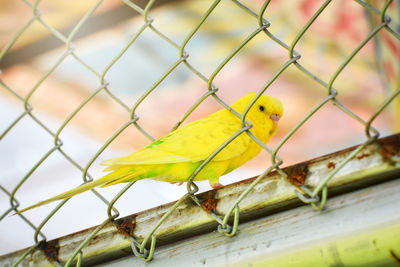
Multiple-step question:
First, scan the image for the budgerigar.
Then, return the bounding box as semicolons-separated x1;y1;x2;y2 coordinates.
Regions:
17;94;283;213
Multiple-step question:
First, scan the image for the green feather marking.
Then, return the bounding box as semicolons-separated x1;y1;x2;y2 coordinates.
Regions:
146;140;164;149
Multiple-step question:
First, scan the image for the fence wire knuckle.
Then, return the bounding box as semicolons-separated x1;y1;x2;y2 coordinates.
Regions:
131;240;149;259
128;235;150;261
218;205;239;237
1;0;399;264
217;223;233;235
128;233;156;262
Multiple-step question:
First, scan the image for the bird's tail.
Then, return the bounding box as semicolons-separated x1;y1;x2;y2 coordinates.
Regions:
15;166;144;214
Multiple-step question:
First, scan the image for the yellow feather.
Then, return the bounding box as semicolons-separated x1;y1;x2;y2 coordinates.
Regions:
16;94;283;213
16;175;118;214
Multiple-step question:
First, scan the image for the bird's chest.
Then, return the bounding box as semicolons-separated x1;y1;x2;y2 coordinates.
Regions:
224;134;262;170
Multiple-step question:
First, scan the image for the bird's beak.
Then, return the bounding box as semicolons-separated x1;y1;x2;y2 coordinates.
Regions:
270;114;280;123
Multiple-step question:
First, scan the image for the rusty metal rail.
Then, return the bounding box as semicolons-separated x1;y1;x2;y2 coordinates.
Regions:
1;133;399;266
101;172;400;266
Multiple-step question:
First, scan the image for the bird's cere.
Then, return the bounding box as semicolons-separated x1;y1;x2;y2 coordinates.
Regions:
270;114;280;123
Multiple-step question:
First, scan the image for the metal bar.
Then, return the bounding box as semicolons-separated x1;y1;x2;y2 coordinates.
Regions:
100;175;400;267
1;133;399;266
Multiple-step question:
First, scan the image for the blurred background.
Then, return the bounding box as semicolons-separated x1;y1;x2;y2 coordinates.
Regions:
0;0;399;256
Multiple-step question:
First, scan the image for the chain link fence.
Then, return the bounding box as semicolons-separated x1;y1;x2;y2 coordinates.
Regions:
1;0;399;265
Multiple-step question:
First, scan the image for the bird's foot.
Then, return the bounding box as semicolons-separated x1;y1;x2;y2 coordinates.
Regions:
211;182;223;189
170;182;184;186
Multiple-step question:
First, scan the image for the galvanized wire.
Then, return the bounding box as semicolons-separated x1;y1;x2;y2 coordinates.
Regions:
0;0;399;265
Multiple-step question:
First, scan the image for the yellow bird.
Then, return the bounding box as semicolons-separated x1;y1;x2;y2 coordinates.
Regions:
17;94;283;213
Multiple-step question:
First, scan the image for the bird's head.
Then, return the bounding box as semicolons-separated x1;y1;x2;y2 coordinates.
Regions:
231;94;283;141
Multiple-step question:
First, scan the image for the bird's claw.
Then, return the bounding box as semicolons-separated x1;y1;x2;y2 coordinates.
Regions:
170;182;183;186
211;182;223;189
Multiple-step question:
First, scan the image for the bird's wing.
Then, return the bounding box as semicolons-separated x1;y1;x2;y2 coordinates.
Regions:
102;111;252;166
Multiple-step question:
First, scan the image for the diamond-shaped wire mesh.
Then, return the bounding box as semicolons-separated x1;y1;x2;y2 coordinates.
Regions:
0;0;399;265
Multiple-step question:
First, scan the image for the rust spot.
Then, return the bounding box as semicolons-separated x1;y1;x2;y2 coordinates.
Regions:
327;162;336;169
166;247;178;258
38;239;59;262
285;162;308;186
378;135;400;161
114;216;136;237
356;153;370;160
202;198;219;213
87;234;102;246
390;249;400;263
199;190;219;213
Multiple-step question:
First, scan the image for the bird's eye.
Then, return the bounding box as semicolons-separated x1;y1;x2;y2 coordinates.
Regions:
259;105;265;112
